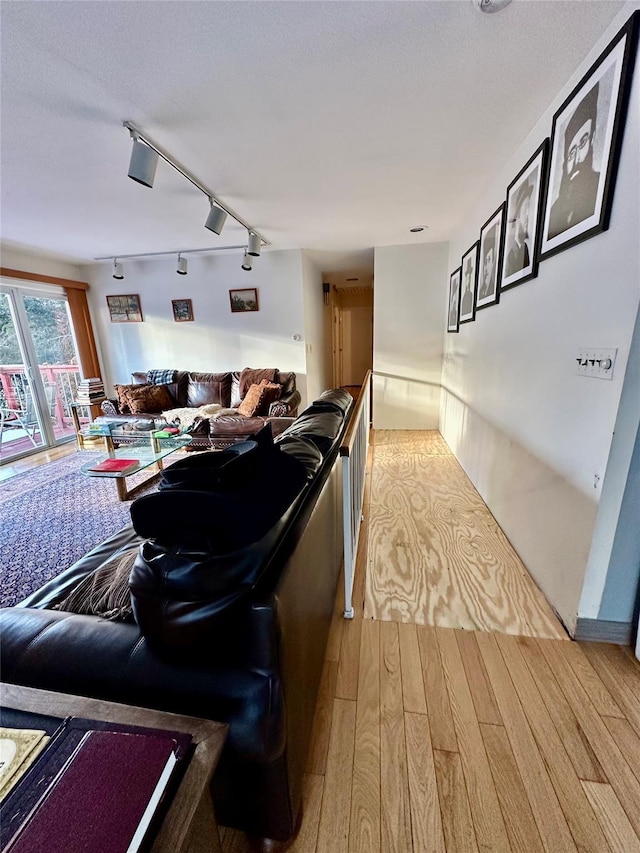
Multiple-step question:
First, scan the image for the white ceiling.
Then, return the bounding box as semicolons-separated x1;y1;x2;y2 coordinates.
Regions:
0;0;626;271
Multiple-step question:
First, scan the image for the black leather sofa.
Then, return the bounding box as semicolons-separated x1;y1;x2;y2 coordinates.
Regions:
0;389;354;847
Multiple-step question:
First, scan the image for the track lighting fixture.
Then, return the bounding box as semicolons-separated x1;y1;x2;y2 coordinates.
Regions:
112;259;124;280
205;202;228;236
176;254;188;275
127;134;159;188
122;121;268;247
247;232;261;257
241;251;253;271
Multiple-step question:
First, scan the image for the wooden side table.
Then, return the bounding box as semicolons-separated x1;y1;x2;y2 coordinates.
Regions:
70;400;106;448
0;683;228;853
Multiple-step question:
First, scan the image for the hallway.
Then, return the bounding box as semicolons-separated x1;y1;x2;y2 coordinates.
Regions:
220;429;640;852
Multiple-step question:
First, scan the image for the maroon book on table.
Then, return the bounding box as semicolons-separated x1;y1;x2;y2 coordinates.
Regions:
5;730;180;853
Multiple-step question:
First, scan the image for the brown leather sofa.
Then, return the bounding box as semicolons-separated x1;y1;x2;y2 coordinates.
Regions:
0;390;353;848
101;368;301;449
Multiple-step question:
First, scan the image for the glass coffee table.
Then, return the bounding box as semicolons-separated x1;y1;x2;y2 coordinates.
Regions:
79;428;191;501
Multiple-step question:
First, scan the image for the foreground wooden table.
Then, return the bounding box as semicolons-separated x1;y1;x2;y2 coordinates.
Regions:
0;683;228;853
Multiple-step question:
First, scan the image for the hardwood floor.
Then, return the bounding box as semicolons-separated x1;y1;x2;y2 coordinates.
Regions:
8;432;640;852
220;429;640;852
0;440;76;482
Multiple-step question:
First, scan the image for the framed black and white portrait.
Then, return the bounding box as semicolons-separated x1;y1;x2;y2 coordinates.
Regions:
476;204;505;311
459;243;479;323
501;140;549;292
447;268;461;333
540;13;639;260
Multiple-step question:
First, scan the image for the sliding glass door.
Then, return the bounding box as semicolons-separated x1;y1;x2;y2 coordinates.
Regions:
0;284;81;461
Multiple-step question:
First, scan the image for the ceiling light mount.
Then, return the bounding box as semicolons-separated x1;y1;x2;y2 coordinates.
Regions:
112;259;124;280
247;232;261;257
176;253;188;275
123;120;268;248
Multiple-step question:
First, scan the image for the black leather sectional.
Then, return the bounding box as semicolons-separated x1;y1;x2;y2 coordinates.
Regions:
0;389;354;845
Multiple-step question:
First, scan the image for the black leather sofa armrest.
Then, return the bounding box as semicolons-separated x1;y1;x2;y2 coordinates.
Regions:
269;389;301;418
0;606;285;762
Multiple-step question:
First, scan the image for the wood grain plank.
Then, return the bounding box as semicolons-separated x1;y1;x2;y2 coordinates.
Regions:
417;625;458;752
480;723;545;853
437;628;510;852
456;630;502;725
475;632;577;852
581;642;640;737
602;715;640;784
582;781;640;853
306;659;339;775
379;621;411;853
517;636;606;783
326;607;344;663
433;749;479;852
538;639;640;838
398;622;427;714
290;773;325;853
219;827;250;853
365;432;567;638
495;633;608;853
316;699;356;853
559;641;624;718
405;712;446;853
336;618;363;700
349;619;380;853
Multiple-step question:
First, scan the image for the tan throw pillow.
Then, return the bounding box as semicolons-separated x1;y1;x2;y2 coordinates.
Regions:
126;383;175;414
237;383;267;417
114;383;149;414
239;368;277;399
257;379;282;415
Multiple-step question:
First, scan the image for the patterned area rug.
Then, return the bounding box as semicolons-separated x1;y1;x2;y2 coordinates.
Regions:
0;451;159;608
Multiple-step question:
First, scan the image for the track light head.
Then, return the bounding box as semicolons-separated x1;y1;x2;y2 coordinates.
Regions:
241;251;253;271
128;137;159;188
112;260;124;280
247;232;261;257
205;202;228;235
176;254;188;275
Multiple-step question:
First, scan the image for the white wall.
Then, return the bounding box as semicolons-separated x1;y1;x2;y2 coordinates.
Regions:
1;245;85;282
373;242;449;429
81;249;308;406
440;5;640;632
301;251;330;402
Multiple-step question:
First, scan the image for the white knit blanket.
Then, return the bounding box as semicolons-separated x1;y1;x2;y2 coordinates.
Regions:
162;404;237;429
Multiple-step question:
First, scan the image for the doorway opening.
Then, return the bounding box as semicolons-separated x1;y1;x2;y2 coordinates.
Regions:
324;269;373;392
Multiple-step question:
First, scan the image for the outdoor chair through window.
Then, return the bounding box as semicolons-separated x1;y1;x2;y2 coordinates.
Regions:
0;384;57;451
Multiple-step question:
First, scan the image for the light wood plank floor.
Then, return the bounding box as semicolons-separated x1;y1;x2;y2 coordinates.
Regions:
220;429;640;852
365;430;566;639
11;437;640;852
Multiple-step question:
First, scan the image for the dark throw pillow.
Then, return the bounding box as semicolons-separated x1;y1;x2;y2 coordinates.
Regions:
126;383;175;414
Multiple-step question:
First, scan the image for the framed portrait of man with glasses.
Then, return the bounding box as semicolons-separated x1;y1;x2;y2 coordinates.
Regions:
540;13;638;260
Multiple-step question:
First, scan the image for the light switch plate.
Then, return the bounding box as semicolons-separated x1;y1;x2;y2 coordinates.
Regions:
575;348;617;380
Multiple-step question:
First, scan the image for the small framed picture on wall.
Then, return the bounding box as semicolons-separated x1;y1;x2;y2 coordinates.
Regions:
476;204;505;311
172;298;194;322
106;294;143;322
501;139;549;292
459;243;479;324
447;268;462;333
229;288;259;313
